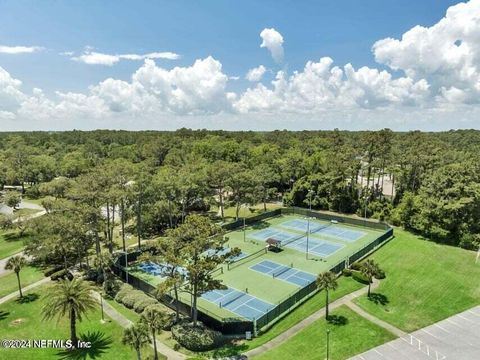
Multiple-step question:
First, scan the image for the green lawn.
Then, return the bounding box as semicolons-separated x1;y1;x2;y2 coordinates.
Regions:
245;276;363;351
254;305;396;360
0;285;155;360
0;230;31;259
209;203;283;222
0;266;44;298
354;228;480;332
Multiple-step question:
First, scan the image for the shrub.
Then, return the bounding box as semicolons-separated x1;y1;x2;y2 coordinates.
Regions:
342;268;352;277
350;262;362;271
114;283;133;303
122;290;144;309
374;268;386;279
105;278;124;297
44;266;63;277
171;322;223;351
51;269;73;281
352;270;370;285
133;296;157;313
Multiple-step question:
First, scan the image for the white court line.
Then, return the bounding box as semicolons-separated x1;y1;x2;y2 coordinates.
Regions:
433;323;451;334
456;314;475;323
421;328;443;340
466;309;480;317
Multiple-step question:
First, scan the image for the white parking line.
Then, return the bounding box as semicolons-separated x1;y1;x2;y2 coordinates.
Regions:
433;323;451;334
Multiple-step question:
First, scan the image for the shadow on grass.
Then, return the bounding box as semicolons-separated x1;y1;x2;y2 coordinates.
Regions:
249;220;271;230
16;293;39;304
3;231;24;242
368;293;389;306
56;331;112;360
0;311;10;321
327;315;348;326
208;339;249;358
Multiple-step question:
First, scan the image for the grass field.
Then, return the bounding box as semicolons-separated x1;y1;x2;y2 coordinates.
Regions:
0;285;155;360
254;305;397;360
0;230;31;259
354;228;480;332
0;266;44;298
208;203;283;222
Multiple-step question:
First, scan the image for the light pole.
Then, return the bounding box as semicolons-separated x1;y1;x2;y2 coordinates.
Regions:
306;217;310;260
308;189;313;213
243;204;246;242
326;329;331;360
100;295;105;321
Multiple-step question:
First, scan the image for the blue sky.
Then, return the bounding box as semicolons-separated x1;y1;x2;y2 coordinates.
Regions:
0;0;478;131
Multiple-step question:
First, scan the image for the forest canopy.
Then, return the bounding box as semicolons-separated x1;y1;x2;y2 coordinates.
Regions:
1;128;479;251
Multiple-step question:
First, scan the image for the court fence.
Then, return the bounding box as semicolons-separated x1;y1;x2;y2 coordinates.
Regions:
112;206;393;335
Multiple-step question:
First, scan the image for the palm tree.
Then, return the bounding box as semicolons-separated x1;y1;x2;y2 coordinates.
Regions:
122;322;150;360
316;271;338;319
140;305;167;360
361;259;380;297
5;255;27;298
42;278;97;348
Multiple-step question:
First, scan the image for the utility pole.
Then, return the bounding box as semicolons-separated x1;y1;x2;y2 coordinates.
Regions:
326;329;331;360
306;217;310;260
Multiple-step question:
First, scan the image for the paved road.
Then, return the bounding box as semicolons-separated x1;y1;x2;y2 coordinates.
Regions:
91;291;187;360
244;279;380;358
0;200;44;216
349;305;480;360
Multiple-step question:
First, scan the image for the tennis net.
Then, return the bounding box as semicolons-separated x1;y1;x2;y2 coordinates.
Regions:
281;232;306;247
220;291;246;308
310;223;331;234
272;266;291;278
227;247;267;270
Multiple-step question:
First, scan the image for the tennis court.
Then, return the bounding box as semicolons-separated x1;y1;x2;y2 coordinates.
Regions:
315;225;366;242
250;260;316;287
284;236;344;257
251;228;293;242
280;219;327;233
139;262;187;277
201;287;274;320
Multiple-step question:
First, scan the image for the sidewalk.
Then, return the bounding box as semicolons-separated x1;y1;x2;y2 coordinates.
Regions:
91;291;187;360
0;277;50;305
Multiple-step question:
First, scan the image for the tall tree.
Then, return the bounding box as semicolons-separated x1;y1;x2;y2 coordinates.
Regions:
316;271;338;319
42;278;97;348
361;260;381;297
122;322;150;360
140;305;168;360
5;255;28;298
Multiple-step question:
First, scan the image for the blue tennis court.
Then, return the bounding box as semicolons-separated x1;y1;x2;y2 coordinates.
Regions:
280;219;327;233
284;236;344;257
139;262;187;277
251;228;294;242
314;226;366;242
201;287;274;320
250;260;316;287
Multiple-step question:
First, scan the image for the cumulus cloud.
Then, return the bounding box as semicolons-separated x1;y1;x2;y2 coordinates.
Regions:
260;28;284;63
72;50;180;66
234;57;430;113
246;65;267;81
0;45;44;54
373;0;480;104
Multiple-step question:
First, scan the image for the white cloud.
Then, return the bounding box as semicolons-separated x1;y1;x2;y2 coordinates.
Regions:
372;0;480;104
246;65;267;81
72;50;181;66
0;45;44;54
260;28;284;63
4;1;480;130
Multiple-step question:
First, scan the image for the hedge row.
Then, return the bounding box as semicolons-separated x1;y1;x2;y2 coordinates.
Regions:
171;322;224;351
114;284;158;313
